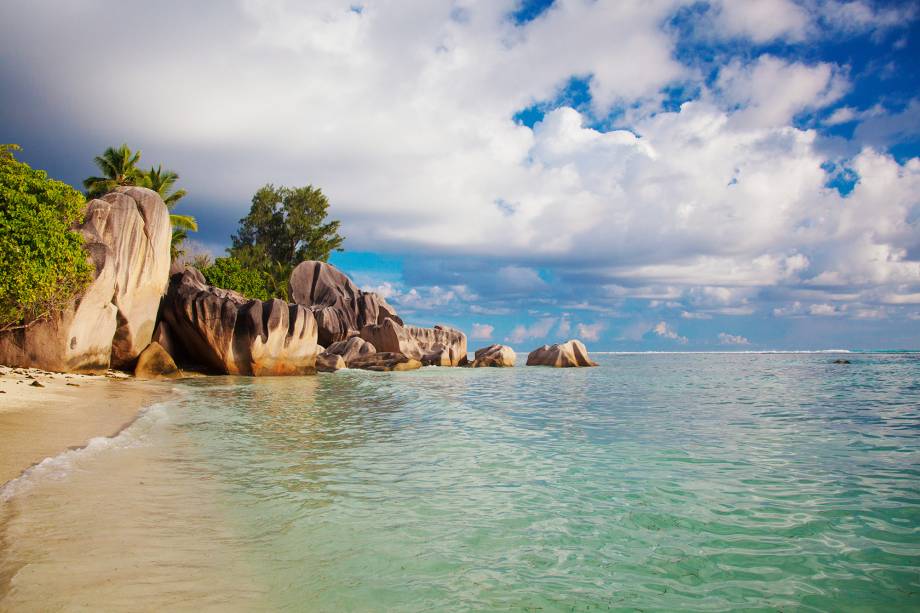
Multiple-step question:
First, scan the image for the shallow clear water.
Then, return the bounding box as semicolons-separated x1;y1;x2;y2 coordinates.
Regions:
2;353;920;611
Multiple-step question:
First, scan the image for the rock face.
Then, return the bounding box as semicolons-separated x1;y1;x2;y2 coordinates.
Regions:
406;325;468;366
289;261;402;347
359;320;468;366
134;342;180;379
0;187;171;373
159;269;319;376
315;352;346;372
347;352;422;372
472;344;516;368
323;336;376;366
526;340;597;367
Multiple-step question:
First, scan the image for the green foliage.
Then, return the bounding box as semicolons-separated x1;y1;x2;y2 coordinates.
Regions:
82;143;142;198
229;184;344;299
0;144;93;331
140;165;187;208
83;145;198;259
201;256;272;302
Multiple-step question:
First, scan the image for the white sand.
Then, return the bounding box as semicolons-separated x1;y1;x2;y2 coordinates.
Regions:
0;366;173;485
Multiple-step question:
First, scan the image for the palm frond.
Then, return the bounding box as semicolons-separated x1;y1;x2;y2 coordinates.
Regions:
170;213;198;232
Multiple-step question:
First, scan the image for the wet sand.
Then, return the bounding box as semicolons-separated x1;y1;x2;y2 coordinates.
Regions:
0;366;174;485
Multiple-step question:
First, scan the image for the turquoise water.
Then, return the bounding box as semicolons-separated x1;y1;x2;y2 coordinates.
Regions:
3;353;920;611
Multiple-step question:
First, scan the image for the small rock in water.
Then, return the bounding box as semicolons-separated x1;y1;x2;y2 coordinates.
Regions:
30;380;45;387
832;359;851;364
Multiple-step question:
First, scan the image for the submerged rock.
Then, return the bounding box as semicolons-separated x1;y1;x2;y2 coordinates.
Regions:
472;344;516;368
134;342;180;379
159;269;319;376
289;261;401;346
526;340;597;367
0;187;171;373
832;359;851;364
347;352;422;372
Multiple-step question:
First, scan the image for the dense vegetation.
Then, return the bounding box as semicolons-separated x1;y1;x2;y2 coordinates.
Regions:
210;184;344;300
0;145;93;332
201;256;272;302
83;144;198;259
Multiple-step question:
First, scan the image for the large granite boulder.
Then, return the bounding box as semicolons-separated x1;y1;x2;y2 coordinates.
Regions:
348;352;422;372
289;261;402;346
472;344;516;367
159;268;319;376
407;325;468;366
0;187;171;373
134;342;180;379
324;336;376;365
359;320;468;366
526;340;597;367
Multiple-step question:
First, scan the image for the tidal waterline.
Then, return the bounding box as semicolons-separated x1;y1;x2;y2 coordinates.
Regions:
1;353;919;611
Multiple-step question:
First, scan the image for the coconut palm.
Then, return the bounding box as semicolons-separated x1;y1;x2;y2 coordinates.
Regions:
82;144;142;198
140;165;199;258
84;146;200;260
141;165;188;208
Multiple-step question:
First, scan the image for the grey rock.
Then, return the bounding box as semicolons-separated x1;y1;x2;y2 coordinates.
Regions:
0;187;171;373
472;344;516;367
160;268;319;376
289;261;401;346
526;340;597;367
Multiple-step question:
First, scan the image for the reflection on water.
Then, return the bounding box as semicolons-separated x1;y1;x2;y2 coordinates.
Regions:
2;355;920;611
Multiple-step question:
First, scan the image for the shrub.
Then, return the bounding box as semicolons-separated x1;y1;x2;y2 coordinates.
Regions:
0;145;93;332
201;256;272;302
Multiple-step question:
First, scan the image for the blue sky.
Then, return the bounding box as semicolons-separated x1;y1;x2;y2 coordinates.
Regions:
2;0;919;350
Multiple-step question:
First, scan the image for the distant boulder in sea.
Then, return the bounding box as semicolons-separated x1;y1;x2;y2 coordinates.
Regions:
159;268;319;376
526;340;597;368
471;344;516;368
0;187;171;373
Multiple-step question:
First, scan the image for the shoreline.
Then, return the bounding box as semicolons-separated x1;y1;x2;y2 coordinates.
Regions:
0;366;176;487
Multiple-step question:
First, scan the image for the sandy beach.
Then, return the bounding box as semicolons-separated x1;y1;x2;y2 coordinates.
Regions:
0;366;174;486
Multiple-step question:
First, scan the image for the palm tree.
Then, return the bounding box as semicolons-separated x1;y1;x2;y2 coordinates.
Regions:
141;165;198;258
83;144;142;198
141;165;187;208
84;146;199;260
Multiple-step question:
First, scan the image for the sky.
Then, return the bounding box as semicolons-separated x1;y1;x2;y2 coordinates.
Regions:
2;0;919;351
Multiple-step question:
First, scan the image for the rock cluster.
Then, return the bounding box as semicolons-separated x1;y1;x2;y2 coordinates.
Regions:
289;261;401;346
358;321;468;366
526;340;597;367
471;344;516;368
0;187;171;373
157;269;319;376
0;189;603;377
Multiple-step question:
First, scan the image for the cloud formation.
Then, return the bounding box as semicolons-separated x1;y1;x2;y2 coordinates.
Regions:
1;0;918;348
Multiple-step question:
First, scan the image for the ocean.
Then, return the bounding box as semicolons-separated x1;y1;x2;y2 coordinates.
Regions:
2;353;919;611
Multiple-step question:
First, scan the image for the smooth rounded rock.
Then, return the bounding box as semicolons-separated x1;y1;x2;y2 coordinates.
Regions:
134;341;180;379
472;344;516;367
526;340;597;367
